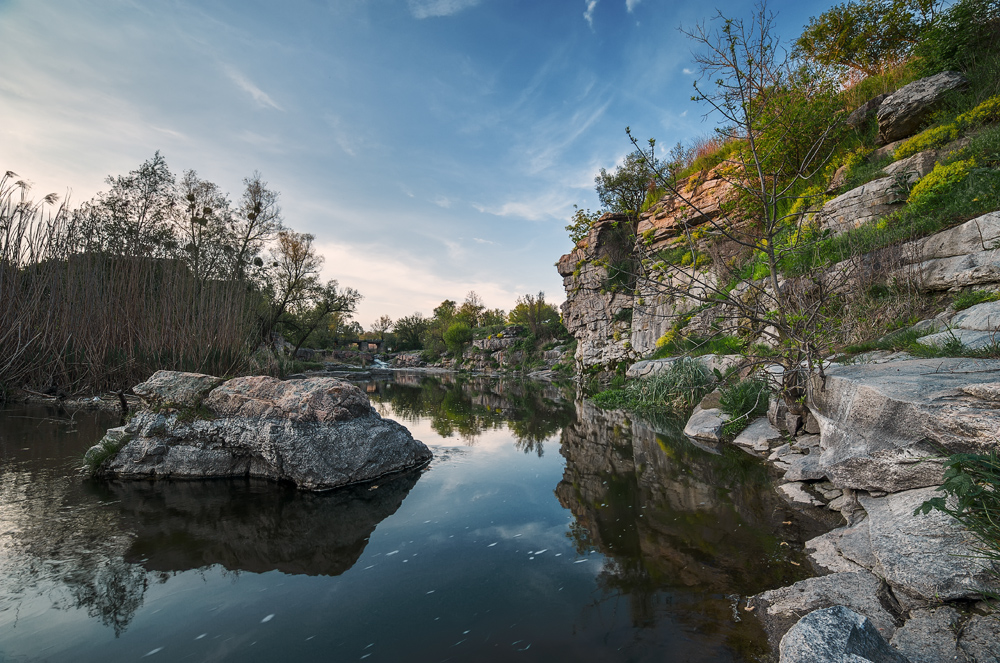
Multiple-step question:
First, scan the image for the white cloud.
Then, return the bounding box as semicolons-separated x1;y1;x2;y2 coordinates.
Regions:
433;194;452;208
472;237;495;245
583;0;598;27
625;0;641;12
473;190;576;222
408;0;481;19
222;65;282;110
682;67;695;75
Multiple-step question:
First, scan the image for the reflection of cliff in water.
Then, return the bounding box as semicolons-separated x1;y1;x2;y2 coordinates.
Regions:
368;373;574;452
557;401;838;656
103;470;420;576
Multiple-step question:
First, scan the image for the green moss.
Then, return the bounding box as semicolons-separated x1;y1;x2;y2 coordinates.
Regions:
907;158;977;212
895;123;961;160
953;289;1000;311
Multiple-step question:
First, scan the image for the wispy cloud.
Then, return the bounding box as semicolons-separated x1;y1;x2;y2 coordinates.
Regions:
473;190;576;222
222;65;282;110
682;67;695;75
583;0;598;28
472;237;495;245
625;0;641;12
433;195;452;208
408;0;481;19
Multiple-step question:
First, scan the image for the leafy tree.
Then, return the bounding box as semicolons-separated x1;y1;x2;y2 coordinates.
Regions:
565;205;600;246
370;314;393;342
481;307;507;327
508;292;561;338
74;152;177;257
442;321;473;356
265;230;323;338
393;312;428;350
595;149;663;220
795;0;942;76
285;280;362;355
913;0;1000;75
456;291;485;327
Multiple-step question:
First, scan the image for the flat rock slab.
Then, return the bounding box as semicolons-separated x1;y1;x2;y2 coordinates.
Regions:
951;300;1000;331
89;372;432;491
683;406;729;442
626;354;741;379
731;416;782;454
860;488;999;606
779;606;909;663
807;358;1000;492
778;481;824;507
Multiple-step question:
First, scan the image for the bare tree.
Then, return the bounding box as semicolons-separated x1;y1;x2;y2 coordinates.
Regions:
232;171;283;282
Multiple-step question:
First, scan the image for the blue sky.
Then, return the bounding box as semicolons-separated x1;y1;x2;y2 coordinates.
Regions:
0;0;827;327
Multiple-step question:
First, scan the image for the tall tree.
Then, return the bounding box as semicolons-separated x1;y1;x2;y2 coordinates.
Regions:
265;230;323;338
173;170;234;283
594;149;663;221
286;280;362;355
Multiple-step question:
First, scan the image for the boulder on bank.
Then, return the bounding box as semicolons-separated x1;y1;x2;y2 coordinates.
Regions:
876;71;968;144
779;606;909;663
807;358;1000;492
86;371;432;491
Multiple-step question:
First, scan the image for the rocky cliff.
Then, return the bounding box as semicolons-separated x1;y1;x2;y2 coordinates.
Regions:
558;70;1000;370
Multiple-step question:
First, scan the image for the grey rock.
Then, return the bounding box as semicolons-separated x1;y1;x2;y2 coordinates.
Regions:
769;443;792;460
90;374;432;491
808;520;877;574
873;139;906;161
732;416;782;454
909;212;1000;262
909;319;948;335
877;71;968;144
917;328;1000;351
815;176;904;235
828;164;849;193
794;433;821;450
861;488;999;606
472;336;519;352
626;354;741;379
132;370;225;408
769;396;790;432
755;572;900;647
958;614;1000;663
890;608;967;663
847;93;889;129
962;382;1000;401
804;411;821;434
785;412;803;435
807;359;1000;492
779;606;909;663
784;453;828;482
683;406;729;442
951;301;1000;331
779;481;824;506
807;531;866;573
883;149;939;181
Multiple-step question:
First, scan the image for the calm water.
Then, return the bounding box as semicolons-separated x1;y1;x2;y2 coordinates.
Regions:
0;374;833;662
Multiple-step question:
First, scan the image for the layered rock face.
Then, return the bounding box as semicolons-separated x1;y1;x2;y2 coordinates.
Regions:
87;371;432;490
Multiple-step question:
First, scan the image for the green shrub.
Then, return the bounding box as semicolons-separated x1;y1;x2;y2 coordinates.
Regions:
957;94;1000;127
915;451;1000;576
719;378;770;437
907;158;978;212
83;433;129;473
895;123;961;160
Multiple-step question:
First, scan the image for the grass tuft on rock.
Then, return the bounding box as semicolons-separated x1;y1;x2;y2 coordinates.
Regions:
719;378;770;437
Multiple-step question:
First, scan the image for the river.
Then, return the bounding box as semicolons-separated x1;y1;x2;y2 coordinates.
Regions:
0;373;834;662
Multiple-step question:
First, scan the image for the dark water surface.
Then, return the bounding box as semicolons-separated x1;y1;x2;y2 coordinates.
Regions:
0;374;831;662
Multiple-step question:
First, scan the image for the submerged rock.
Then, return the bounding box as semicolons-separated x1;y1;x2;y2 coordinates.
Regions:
86;371;432;491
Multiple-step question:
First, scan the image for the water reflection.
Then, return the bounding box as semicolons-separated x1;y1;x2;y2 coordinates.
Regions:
366;372;575;453
557;400;838;658
101;472;421;576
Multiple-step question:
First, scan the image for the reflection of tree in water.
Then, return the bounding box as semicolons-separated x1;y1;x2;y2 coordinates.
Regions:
370;375;574;452
557;400;840;660
64;558;148;636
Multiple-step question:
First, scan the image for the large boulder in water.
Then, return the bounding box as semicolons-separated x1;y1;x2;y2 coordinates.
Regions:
86;371;431;490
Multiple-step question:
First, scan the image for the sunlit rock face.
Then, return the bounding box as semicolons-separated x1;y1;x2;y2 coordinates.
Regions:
89;371;432;490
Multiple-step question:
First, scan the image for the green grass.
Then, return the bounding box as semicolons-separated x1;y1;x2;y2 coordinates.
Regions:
591;357;716;412
954;289;1000;311
83;432;129;473
649;333;744;360
719;378;770;437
